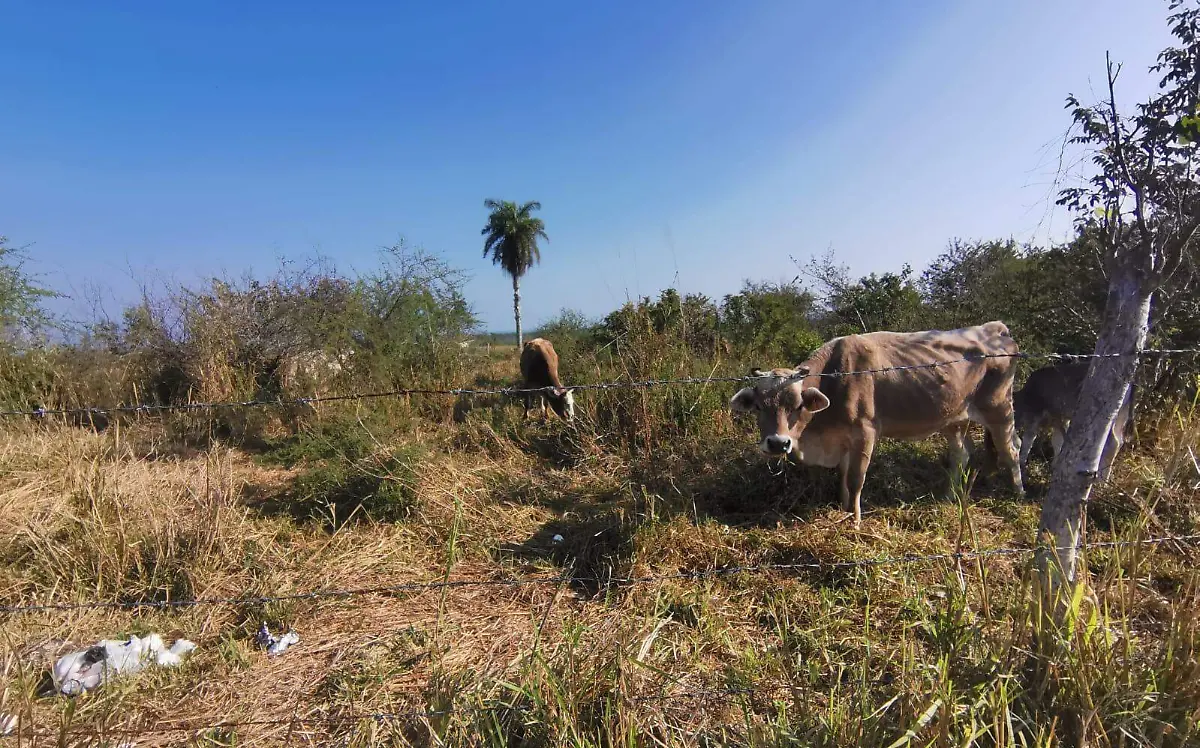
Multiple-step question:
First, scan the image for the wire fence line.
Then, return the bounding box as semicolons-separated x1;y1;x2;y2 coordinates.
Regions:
3;532;1197;616
9;679;802;739
2;347;1199;420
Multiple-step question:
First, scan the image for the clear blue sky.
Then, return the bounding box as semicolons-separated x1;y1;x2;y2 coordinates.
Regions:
0;0;1174;332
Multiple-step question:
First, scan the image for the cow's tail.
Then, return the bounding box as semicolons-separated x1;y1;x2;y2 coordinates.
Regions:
982;427;998;462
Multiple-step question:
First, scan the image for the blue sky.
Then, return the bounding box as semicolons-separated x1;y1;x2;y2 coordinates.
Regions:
0;0;1175;332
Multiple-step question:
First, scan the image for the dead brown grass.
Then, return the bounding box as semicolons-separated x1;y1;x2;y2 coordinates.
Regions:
0;390;1198;746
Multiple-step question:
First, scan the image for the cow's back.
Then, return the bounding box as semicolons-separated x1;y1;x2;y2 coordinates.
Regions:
1019;361;1089;417
805;323;1019;439
520;338;562;388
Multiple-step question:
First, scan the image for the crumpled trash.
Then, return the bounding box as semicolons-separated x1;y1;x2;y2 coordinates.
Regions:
51;633;196;696
255;623;300;656
0;713;17;736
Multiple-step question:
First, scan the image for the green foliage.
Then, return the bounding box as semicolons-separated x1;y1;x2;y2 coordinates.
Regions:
0;237;58;347
917;238;1105;354
481;198;549;344
826;265;924;336
29;244;478;411
721;280;823;364
348;241;479;387
263;417;422;527
593;289;721;357
534;308;595;364
290;448;419;527
258;417;380;468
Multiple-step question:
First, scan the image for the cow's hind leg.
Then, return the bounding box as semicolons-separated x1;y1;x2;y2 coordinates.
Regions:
978;406;1023;496
840;425;877;526
522;392;535;419
1099;429;1120;482
1049;420;1066;460
1099;393;1130;481
1018;414;1043;469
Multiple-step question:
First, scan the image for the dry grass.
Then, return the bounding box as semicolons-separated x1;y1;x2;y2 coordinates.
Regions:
1;349;1199;747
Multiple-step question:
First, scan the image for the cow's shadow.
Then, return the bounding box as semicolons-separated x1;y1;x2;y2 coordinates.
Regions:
498;507;632;597
638;431;1029;524
494;430;1032;596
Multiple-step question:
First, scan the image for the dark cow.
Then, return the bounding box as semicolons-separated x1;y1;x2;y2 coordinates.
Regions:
1013;360;1132;481
519;338;575;421
730;321;1024;524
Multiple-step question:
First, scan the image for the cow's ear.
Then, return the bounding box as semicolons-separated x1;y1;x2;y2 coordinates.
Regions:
749;367;767;377
793;365;810;377
730;387;758;413
801;387;830;413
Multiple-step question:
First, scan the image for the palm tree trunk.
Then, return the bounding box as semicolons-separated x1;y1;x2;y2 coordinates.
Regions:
512;274;523;348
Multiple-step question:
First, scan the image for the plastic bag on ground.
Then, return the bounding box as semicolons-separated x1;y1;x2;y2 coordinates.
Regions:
51;633;196;696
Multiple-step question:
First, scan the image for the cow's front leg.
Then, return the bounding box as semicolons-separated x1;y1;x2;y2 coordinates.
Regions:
840;427;877;526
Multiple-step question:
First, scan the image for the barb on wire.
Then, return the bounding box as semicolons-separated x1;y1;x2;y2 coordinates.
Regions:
3;533;1197;616
3;347;1198;420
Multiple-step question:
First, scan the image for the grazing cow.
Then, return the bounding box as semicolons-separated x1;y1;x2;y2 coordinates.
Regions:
278;349;352;397
519;338;575;420
1013;360;1132;481
729;321;1024;524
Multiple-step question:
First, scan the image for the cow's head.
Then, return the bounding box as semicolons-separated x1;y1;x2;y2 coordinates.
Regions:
729;366;830;457
547;387;576;421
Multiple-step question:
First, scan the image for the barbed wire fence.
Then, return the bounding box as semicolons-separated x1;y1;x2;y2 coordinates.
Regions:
1;348;1198;420
2;347;1200;741
3;679;813;741
2;533;1198;616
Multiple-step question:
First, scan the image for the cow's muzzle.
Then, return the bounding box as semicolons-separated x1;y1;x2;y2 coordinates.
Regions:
762;435;793;455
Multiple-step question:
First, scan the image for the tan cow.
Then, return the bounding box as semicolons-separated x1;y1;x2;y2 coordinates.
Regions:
519;338;575;420
730;321;1024;524
1013;360;1132;481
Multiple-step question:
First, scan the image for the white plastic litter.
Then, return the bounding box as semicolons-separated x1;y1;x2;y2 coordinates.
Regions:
255;623;300;656
0;713;17;736
51;633;196;696
552;534;565;543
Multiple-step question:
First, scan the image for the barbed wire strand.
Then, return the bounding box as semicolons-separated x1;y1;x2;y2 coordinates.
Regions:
9;679;802;739
3;532;1196;616
3;348;1199;419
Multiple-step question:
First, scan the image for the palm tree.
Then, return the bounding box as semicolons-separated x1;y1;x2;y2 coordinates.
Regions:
481;199;548;347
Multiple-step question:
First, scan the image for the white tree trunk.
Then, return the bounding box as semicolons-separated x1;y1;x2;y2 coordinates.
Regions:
513;275;523;349
1036;258;1153;598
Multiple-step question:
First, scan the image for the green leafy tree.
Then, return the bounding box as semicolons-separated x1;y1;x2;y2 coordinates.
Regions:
0;237;58;347
481;199;548;347
721;280;822;363
828;266;924;335
800;250;926;335
352;242;478;385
